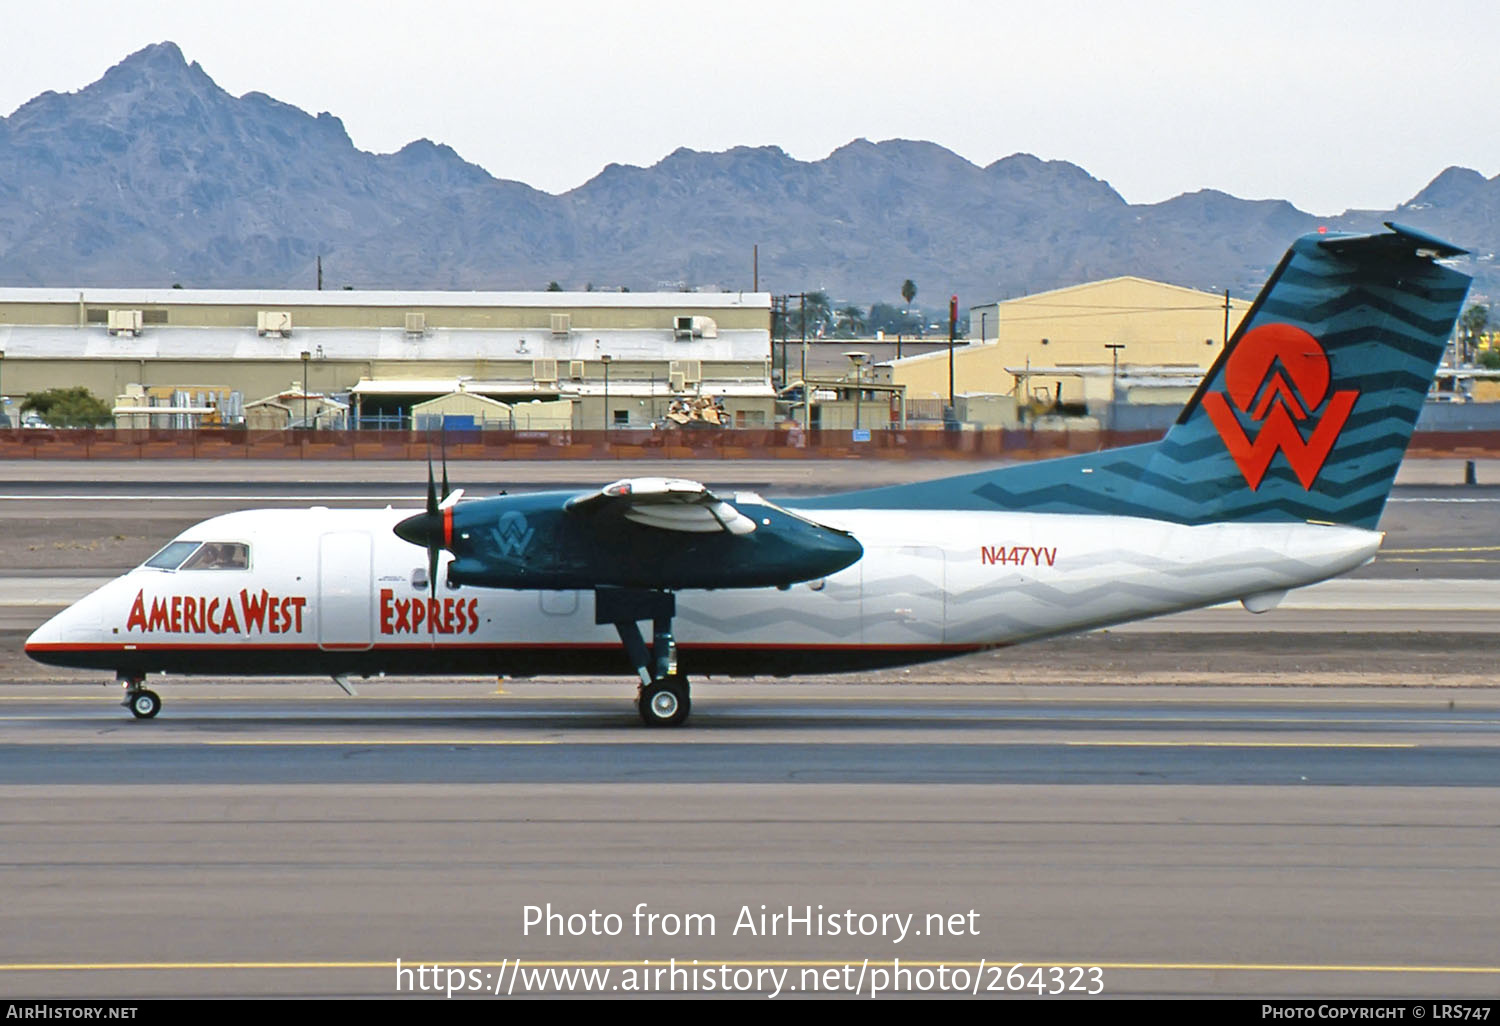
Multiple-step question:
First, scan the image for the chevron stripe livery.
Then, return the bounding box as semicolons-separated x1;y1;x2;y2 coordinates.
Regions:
797;223;1470;530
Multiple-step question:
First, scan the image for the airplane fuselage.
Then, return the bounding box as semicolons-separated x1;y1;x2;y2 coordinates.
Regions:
26;503;1381;679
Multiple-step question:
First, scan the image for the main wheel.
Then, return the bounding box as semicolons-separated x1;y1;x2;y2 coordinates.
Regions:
638;675;690;727
128;689;161;720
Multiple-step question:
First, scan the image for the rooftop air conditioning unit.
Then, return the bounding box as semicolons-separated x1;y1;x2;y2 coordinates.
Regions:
257;311;292;337
405;312;426;336
669;371;686;392
551;313;571;335
673;315;718;339
107;309;143;336
532;358;558;384
568;360;585;381
669;359;701;384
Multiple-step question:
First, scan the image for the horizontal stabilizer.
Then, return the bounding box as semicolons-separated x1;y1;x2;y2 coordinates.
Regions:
1317;221;1467;261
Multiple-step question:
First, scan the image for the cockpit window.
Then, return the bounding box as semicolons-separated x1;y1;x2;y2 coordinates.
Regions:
143;541;202;570
180;542;250;571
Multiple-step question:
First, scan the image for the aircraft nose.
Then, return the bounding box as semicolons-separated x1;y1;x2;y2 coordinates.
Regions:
24;613;61;654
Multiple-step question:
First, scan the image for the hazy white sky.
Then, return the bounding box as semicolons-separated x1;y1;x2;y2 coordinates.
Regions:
3;1;1496;215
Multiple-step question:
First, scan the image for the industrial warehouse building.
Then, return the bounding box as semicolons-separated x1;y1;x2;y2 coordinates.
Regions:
874;277;1252;426
0;288;774;430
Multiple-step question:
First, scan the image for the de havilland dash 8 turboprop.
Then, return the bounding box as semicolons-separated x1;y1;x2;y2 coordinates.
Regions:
25;224;1472;725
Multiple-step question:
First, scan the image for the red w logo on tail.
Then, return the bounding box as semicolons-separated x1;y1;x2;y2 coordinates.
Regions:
1203;323;1358;490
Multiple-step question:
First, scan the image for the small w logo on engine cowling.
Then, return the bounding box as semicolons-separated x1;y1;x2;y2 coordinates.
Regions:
490;511;535;558
1203;322;1359;490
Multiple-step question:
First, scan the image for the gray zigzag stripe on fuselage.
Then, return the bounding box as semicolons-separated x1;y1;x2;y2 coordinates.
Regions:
677;605;859;636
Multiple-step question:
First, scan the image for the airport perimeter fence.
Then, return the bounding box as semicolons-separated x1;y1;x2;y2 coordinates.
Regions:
0;427;1496;461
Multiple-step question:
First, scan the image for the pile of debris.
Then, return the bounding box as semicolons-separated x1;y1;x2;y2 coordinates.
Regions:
665;395;728;428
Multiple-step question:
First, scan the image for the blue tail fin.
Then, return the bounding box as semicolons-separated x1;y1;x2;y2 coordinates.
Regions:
799;223;1471;529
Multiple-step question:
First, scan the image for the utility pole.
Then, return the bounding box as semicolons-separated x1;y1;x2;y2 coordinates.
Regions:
601;354;613;433
948;295;958;413
800;293;810;431
1223;289;1230;346
1105;343;1126;432
300;350;311;429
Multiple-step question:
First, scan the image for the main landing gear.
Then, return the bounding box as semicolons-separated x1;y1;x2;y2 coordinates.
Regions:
597;588;691;727
119;674;161;719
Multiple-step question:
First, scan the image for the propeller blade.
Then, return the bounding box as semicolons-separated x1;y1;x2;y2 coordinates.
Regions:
425;451;440;597
441;429;451;501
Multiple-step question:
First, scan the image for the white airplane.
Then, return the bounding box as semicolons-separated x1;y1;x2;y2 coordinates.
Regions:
26;224;1471;725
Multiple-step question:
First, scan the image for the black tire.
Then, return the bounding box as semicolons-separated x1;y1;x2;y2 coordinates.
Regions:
129;689;161;720
638;675;690;727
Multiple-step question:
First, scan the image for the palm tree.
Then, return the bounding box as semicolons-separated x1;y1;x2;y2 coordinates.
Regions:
836;305;867;338
793;291;833;338
1459;303;1490;364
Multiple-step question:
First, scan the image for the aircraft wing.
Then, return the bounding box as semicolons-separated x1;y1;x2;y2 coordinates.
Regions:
563;477;757;535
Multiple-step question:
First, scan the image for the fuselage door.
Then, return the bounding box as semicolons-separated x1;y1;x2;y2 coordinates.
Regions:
318;532;374;651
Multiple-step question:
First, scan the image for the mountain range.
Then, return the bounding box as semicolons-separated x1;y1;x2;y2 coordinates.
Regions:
1;41;1496;306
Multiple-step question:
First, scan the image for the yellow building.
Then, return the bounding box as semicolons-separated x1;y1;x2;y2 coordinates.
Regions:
883;277;1250;412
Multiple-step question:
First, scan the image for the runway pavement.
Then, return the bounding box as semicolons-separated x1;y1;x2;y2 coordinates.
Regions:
2;459;1499;999
0;684;1498;998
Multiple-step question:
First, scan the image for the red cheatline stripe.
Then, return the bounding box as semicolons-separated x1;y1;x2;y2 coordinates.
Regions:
24;641;995;654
